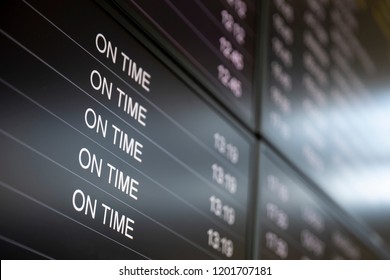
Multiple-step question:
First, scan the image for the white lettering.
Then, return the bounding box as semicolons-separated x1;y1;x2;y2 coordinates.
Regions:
95;33;117;64
90;70;112;100
101;203;134;240
106;163;139;200
120;52;151;92
116;88;147;126
72;189;97;219
111;124;143;162
78;147;102;178
84;108;107;138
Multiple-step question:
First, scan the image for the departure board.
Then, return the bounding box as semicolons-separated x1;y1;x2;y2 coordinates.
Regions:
0;0;254;259
260;0;390;251
111;0;258;129
2;0;390;261
256;144;379;259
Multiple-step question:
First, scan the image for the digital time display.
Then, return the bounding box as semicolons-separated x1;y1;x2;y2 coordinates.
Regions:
0;0;254;259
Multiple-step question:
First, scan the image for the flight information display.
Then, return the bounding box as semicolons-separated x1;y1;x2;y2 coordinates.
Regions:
0;0;254;259
112;0;258;129
2;0;390;260
256;144;379;259
260;0;390;251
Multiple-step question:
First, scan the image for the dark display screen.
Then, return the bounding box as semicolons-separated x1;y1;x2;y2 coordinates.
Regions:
256;145;379;259
1;0;390;260
0;0;254;259
261;0;390;252
112;0;258;129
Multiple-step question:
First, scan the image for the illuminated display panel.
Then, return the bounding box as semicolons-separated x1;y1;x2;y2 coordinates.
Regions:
112;0;258;129
260;0;390;252
0;0;254;259
1;0;390;260
256;144;380;260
